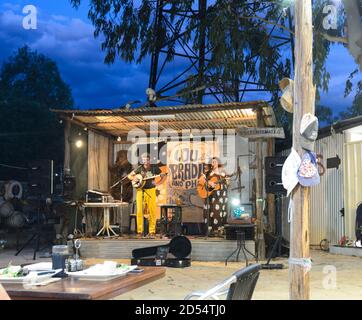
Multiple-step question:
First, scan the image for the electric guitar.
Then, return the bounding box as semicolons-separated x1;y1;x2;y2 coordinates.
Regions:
131;173;168;189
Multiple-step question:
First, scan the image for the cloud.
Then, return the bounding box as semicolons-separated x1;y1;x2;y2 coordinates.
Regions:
0;6;154;108
50;14;68;22
1;3;21;11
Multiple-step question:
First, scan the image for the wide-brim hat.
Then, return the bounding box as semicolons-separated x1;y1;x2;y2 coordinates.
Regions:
300;113;318;151
282;148;301;196
279;78;294;113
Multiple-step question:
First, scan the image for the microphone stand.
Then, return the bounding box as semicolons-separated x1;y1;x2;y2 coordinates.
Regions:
110;166;139;236
203;172;210;238
110;165;143;189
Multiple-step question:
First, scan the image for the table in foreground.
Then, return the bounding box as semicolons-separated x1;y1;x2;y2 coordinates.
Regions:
3;267;166;300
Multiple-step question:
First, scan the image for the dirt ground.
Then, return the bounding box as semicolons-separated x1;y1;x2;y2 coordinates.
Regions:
1;249;361;300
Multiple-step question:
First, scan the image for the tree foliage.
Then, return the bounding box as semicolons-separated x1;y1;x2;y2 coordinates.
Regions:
0;46;74;166
70;0;362;126
70;0;293;101
340;80;362;119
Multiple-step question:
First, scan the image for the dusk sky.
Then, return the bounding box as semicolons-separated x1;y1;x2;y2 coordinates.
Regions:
0;1;360;117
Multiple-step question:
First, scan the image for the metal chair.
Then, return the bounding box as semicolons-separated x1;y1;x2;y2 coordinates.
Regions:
184;264;261;300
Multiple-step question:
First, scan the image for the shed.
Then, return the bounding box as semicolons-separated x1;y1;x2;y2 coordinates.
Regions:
52;101;278;237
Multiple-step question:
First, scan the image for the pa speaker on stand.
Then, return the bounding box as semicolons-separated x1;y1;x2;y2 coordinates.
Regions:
264;157;286;195
262;157;288;269
27;160;54;197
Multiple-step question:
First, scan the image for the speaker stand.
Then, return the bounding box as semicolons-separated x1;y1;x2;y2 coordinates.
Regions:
225;230;257;266
15;209;53;260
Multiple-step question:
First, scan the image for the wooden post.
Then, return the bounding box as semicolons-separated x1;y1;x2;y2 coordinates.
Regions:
289;0;315;300
108;138;114;189
267;138;276;234
63;119;71;176
255;107;265;260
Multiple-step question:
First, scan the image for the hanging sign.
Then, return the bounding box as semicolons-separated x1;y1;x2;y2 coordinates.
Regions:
237;127;285;139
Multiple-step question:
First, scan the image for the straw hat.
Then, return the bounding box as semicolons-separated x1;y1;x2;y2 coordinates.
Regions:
279;78;294;113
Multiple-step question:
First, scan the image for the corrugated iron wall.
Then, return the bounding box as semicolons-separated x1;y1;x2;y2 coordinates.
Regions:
88;131;110;190
343;140;362;240
312;133;344;245
279;133;344;246
114;143;131;163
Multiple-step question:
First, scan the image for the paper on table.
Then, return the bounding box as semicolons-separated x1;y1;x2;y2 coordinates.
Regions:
24;262;53;271
32;277;62;286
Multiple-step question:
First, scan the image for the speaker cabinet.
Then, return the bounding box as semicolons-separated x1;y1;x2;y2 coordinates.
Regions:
27;160;54;196
265;157;286;175
265;175;286;194
265;157;287;195
224;224;255;240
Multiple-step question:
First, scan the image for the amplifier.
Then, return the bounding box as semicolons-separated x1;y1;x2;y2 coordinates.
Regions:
85;190;113;203
224;224;255;240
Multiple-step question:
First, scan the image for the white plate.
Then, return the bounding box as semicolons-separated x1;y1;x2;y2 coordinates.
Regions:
66;265;138;281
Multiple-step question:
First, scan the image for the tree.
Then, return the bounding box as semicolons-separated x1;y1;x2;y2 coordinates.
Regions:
70;0;294;103
0;46;74;166
70;1;347;123
340;83;362;119
0;46;73;109
316;104;336;125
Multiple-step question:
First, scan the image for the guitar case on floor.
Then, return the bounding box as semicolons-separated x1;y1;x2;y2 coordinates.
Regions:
131;235;192;268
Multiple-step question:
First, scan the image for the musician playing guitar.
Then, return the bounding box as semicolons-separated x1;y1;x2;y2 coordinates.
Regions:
128;153;165;239
198;157;230;237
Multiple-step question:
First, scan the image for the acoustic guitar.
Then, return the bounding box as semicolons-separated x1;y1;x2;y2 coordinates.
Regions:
197;175;227;199
131;173;168;189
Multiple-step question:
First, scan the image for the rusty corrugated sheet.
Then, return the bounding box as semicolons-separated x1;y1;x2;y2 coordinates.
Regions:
52;101;276;137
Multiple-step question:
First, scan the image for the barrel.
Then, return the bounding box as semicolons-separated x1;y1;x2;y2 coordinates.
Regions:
4;180;23;200
6;211;26;228
0;201;14;218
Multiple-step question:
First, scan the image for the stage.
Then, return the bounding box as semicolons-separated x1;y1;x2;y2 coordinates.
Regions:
73;236;256;262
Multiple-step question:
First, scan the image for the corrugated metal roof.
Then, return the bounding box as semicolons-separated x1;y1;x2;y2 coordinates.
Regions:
52;101;277;137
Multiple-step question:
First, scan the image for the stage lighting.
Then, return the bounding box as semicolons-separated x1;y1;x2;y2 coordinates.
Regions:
75;140;83;148
231;198;241;206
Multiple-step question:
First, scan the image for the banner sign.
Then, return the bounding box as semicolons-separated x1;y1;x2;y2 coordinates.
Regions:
237;127;285;139
167;141;218;190
166;141;218;223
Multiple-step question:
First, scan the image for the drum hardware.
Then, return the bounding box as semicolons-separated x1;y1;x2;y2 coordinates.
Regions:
110;174;131;235
85;190;113;203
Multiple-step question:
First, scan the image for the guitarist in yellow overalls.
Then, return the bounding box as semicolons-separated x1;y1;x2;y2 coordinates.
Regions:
128;153;161;238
